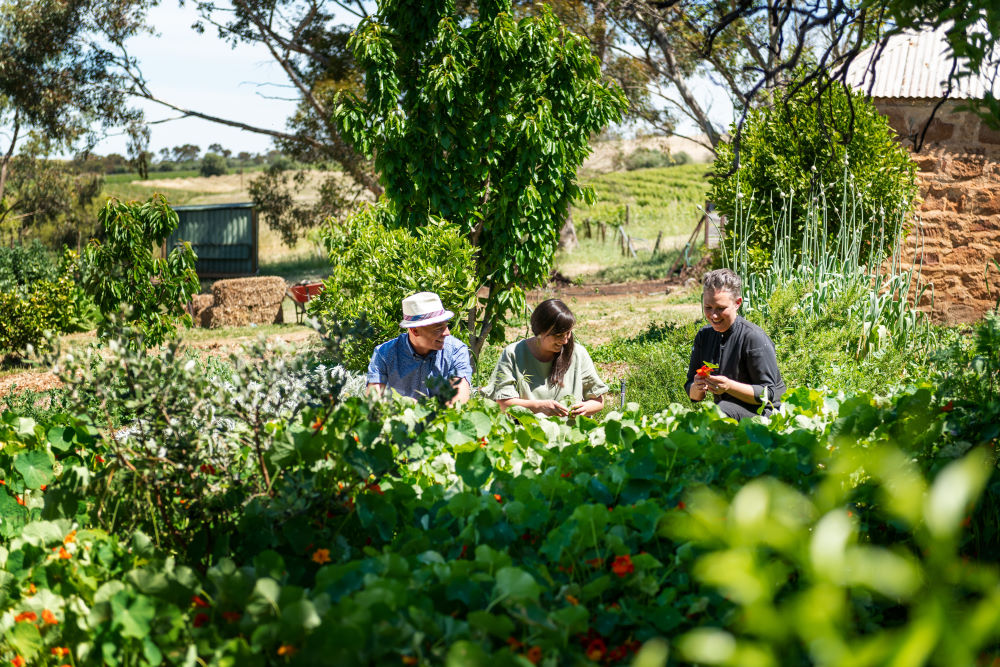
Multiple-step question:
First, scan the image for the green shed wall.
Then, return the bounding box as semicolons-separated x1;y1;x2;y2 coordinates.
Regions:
167;203;258;277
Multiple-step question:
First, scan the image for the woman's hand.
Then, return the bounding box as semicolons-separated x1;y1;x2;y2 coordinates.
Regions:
531;399;571;417
569;395;605;417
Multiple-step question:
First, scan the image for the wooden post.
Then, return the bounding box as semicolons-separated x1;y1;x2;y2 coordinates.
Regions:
653;230;663;256
624;204;630;226
599;222;606;243
584;219;592;239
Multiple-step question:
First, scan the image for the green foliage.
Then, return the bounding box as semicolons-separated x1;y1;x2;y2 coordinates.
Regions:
624;147;673;171
709;74;918;271
81;196;199;348
0;250;91;359
335;0;627;355
309;203;478;371
199;152;228;177
0;240;60;294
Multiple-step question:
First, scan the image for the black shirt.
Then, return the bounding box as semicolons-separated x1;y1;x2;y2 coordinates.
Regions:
685;316;785;417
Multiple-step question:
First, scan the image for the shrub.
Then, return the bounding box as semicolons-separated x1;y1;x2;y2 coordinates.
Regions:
624;147;672;171
199;152;228;177
0;250;91;359
0;240;60;295
309;202;478;372
709;73;918;271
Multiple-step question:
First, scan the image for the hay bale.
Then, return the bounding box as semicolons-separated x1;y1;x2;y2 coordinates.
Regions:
207;277;287;328
190;294;214;328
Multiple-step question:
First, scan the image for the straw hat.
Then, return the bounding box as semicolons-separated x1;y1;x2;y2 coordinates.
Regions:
400;292;454;328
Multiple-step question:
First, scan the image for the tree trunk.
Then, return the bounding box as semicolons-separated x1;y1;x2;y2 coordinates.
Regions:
558;211;578;253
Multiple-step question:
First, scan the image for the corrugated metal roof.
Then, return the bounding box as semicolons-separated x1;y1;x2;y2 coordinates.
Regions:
845;23;993;100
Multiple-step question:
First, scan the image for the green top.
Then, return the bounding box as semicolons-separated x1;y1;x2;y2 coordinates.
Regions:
485;339;609;403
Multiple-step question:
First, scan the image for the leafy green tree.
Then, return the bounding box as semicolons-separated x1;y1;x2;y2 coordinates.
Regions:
0;0;149;209
199;152;228;177
709;74;918;271
81;196;199;348
335;0;627;359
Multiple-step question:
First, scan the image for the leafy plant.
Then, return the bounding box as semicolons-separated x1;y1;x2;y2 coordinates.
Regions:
309;203;478;371
335;0;628;358
81;196;199;348
709;72;918;271
624;147;672;171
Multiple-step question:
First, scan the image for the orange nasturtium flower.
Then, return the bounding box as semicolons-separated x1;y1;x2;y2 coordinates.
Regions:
277;645;297;657
191;595;211;608
57;547;72;560
585;638;607;661
611;554;635;578
64;530;77;544
42;609;58;625
11;656;26;667
696;361;718;378
50;647;71;657
311;548;332;565
565;594;580;606
14;611;37;623
401;657;418;666
26;583;37;595
526;646;543;664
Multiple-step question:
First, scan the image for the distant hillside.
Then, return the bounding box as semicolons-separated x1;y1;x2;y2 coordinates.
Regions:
584;135;715;173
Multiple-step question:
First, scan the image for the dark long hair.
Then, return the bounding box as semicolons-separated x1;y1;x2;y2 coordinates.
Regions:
530;299;576;386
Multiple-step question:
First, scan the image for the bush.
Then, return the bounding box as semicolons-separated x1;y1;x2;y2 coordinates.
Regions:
200;152;228;177
309;203;478;371
0;240;60;295
623;147;672;171
709;73;918;271
0;250;92;359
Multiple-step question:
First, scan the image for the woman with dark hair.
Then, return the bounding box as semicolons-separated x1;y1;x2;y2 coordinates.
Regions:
485;299;608;417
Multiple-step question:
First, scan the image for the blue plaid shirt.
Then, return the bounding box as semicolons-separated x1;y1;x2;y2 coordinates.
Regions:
366;333;473;399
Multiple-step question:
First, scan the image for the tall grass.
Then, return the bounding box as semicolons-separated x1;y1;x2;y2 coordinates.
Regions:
720;175;931;356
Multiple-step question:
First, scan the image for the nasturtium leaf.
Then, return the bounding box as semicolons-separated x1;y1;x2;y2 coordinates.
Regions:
356;493;398;542
445;421;474;446
550;604;589;632
19;520;64;547
112;591;155;638
13;416;37;439
46;426;76;451
14;450;54;489
465;411;493;438
9;620;42;658
467;610;515;638
247;578;282;617
456;449;492;488
494;566;542;603
446;641;489;667
143;637;164;666
281;598;322;632
253;551;286;582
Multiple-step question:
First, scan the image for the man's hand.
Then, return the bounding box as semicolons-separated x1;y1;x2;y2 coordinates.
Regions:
705;374;758;404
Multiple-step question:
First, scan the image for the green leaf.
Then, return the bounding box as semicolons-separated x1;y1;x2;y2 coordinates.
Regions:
446;641;490;667
467;610;515;638
9;620;42;658
455;449;492;488
14;450;54;489
46;426;76;451
111;591;156;639
494;566;542;604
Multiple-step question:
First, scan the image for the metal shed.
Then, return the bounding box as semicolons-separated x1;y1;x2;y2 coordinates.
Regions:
166;202;258;278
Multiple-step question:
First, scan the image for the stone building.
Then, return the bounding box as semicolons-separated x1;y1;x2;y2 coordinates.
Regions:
847;25;999;323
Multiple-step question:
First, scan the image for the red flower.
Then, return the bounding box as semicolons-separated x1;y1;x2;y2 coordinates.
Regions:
677;501;686;510
608;644;629;662
199;463;217;475
696;364;714;378
193;612;209;628
526;646;543;664
941;400;954;412
51;647;71;657
611;554;634;578
222;611;242;623
39;485;47;491
586;638;607;661
560;471;571;478
585;558;604;569
11;656;26;667
15;495;25;506
494;494;503;503
506;637;523;650
14;611;37;623
42;609;58;624
95;455;105;464
191;595;211;608
366;482;384;495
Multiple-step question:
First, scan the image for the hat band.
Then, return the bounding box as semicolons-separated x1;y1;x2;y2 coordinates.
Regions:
403;308;446;323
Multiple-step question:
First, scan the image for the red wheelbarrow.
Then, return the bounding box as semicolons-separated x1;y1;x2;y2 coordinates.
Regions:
286;282;324;324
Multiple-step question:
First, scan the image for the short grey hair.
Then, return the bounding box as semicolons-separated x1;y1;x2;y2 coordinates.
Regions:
702;268;742;299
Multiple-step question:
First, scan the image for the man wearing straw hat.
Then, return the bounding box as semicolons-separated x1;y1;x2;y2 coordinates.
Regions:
685;269;785;420
366;291;473;405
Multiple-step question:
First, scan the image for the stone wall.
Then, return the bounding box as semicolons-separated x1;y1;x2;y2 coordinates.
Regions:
876;99;1000;324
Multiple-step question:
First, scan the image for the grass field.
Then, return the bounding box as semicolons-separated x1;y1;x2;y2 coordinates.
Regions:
561;163;712;282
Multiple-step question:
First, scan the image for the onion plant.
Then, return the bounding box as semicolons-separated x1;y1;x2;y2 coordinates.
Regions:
719;169;932;357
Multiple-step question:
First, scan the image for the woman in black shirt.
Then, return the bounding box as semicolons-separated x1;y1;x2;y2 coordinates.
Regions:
685;269;785;420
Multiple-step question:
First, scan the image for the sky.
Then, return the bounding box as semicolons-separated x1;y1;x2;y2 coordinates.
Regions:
94;2;299;157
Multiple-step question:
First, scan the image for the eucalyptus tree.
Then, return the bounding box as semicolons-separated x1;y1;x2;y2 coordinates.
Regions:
0;0;150;237
335;0;628;358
